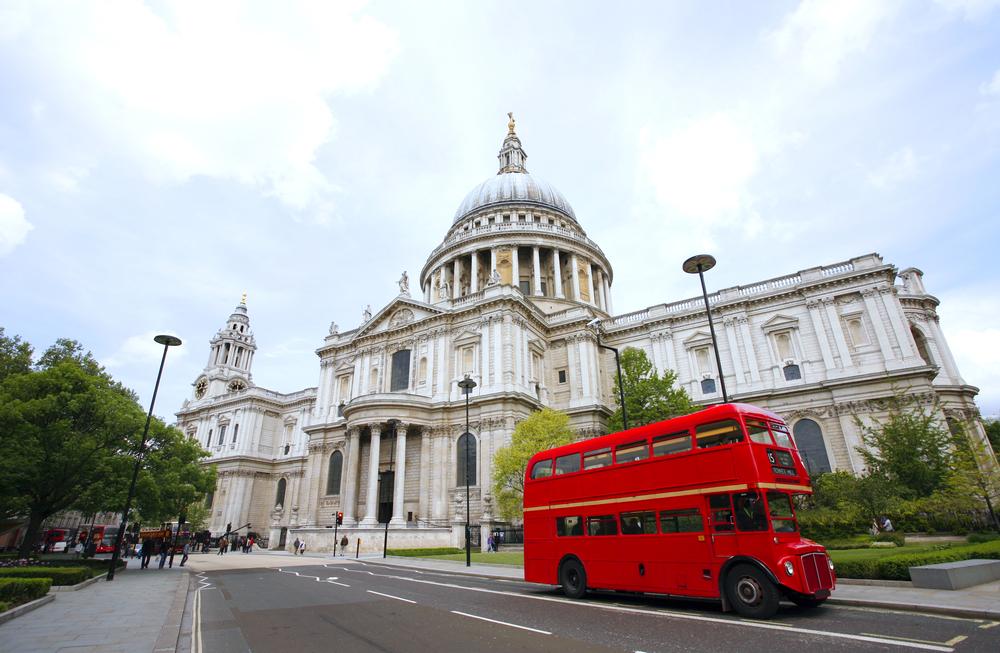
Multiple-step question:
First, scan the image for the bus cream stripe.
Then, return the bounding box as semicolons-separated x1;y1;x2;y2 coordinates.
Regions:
523;483;750;513
757;483;812;492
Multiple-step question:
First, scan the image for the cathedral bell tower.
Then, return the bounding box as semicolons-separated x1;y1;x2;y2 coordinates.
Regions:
192;295;257;400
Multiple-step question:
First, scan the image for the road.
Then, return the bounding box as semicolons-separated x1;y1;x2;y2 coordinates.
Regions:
192;559;999;653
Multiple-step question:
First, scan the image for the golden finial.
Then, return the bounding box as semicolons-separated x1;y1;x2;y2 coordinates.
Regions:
240;292;247;305
507;112;516;135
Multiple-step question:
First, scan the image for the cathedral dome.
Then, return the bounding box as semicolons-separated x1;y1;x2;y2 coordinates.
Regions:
452;171;576;224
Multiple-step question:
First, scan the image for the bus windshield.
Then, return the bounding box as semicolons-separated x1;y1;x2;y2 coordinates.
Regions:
766;491;798;532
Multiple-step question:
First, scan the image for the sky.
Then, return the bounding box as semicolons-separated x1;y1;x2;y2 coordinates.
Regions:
1;0;999;422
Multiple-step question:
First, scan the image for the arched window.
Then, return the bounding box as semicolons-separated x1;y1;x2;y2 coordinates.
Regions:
792;419;832;475
327;451;343;496
275;478;287;507
457;432;477;486
911;327;933;365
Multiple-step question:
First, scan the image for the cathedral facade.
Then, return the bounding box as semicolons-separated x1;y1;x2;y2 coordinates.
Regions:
175;119;989;552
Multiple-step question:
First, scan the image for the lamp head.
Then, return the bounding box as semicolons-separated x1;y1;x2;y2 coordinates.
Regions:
682;254;717;274
458;374;477;393
587;318;602;330
154;334;182;347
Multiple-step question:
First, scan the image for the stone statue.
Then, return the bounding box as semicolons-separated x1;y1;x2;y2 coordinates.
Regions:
363;305;372;322
437;277;451;301
487;268;501;286
328;321;338;335
507;111;516;135
398;271;410;296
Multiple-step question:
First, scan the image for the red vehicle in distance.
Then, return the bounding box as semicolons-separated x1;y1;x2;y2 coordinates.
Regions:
522;403;835;619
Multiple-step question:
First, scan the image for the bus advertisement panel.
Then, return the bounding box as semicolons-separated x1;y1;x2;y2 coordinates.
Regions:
523;403;835;619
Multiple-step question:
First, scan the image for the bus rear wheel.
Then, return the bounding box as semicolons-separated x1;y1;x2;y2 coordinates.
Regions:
559;559;587;599
725;564;779;619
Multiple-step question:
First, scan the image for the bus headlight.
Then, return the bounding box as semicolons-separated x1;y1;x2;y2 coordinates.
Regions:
827;557;835;571
784;560;795;576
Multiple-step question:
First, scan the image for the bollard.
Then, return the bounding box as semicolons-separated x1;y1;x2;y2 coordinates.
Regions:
356;538;360;559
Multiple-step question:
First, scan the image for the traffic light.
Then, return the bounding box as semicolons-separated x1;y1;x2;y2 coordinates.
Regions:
336;512;343;525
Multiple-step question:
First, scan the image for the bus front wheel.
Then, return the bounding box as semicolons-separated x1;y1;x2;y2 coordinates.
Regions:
559;559;587;599
725;564;779;619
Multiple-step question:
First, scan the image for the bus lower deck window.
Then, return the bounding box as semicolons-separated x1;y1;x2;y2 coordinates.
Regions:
659;509;703;533
586;515;618;536
733;491;768;531
709;494;735;531
620;511;656;534
556;516;583;536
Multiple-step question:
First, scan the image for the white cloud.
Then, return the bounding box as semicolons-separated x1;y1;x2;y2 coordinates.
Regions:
103;330;188;369
637;113;759;220
934;0;1000;20
768;0;897;82
0;1;398;220
867;147;920;189
980;69;1000;97
0;193;32;256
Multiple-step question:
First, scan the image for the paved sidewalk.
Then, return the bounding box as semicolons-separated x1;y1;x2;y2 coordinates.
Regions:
361;556;1000;621
0;565;189;653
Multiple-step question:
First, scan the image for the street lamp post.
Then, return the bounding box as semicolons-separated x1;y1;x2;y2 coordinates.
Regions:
383;419;400;559
457;375;477;567
682;255;729;403
107;334;182;581
587;319;628;430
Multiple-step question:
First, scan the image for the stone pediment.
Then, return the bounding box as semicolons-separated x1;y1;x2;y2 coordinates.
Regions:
760;313;799;334
682;330;714;348
453;330;480;346
353;298;444;338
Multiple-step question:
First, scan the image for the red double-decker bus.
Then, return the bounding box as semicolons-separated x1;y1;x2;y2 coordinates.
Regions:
523;403;835;619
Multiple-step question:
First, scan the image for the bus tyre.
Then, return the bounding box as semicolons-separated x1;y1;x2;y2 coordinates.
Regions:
725;564;779;619
559;559;587;599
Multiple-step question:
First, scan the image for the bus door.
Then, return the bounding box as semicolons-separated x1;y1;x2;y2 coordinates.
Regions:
707;493;738;558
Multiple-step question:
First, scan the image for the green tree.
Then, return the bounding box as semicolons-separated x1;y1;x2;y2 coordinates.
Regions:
856;398;955;499
134;423;216;525
0;358;145;557
492;408;575;521
984;419;1000;461
606;347;697;433
945;423;1000;531
182;499;212;533
0;328;33;383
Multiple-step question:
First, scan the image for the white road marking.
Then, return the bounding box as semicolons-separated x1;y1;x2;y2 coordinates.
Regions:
368;590;417;604
451;610;551;634
278;568;350;587
862;633;965;647
979;621;999;629
944;636;967;646
342;568;954;652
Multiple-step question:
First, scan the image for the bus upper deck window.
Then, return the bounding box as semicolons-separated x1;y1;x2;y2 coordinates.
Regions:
554;453;581;475
652;431;691;456
615;440;650;464
530;459;553;479
745;419;773;445
770;423;793;449
696;420;744;448
583;447;612;470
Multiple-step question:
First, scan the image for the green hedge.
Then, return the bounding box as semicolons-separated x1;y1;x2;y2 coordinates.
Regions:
386;547;464;557
58;558;126;572
798;509;867;541
835;540;1000;580
0;578;51;608
0;567;90;586
967;532;1000;544
0;600;9;612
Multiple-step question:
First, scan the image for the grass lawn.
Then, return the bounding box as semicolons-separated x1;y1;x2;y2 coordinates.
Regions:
407;551;525;566
828;543;957;564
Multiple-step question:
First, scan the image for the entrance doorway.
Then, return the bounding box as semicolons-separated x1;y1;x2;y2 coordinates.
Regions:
377;471;394;524
278;527;287;548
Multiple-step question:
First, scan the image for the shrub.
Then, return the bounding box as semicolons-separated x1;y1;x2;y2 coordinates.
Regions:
819;535;875;550
385;547;464;557
0;600;9;612
874;532;906;547
798;509;867;541
834;540;1000;580
0;578;51;607
967;532;1000;544
0;566;90;586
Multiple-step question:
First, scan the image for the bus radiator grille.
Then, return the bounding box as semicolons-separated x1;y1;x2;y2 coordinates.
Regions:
801;552;833;592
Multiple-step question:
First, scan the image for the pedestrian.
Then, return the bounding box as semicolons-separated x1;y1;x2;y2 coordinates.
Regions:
180;542;190;567
293;537;300;554
73;540;84;558
487;534;495;553
339;535;348;557
140;538;153;569
882;516;894;533
298;539;306;555
247;536;254;553
168;540;176;568
158;539;169;569
870;519;880;536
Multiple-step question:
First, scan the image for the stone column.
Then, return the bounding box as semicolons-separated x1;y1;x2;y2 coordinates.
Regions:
823;297;853;367
736;317;760;383
570;253;581;301
512;247;520;290
361;424;381;526
342;427;361;524
596;268;608;310
469;252;479;293
432;429;446;521
453;258;461;300
532;246;542;296
806;299;836;371
493;316;503;388
391;424;407;525
723;318;744;387
418;427;431;522
927;314;963;381
552;248;564;298
880;286;916;359
604;275;613;313
585;262;595;306
862;288;895;362
480;319;490;389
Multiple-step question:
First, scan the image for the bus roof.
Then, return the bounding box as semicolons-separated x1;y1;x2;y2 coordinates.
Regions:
528;402;783;466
